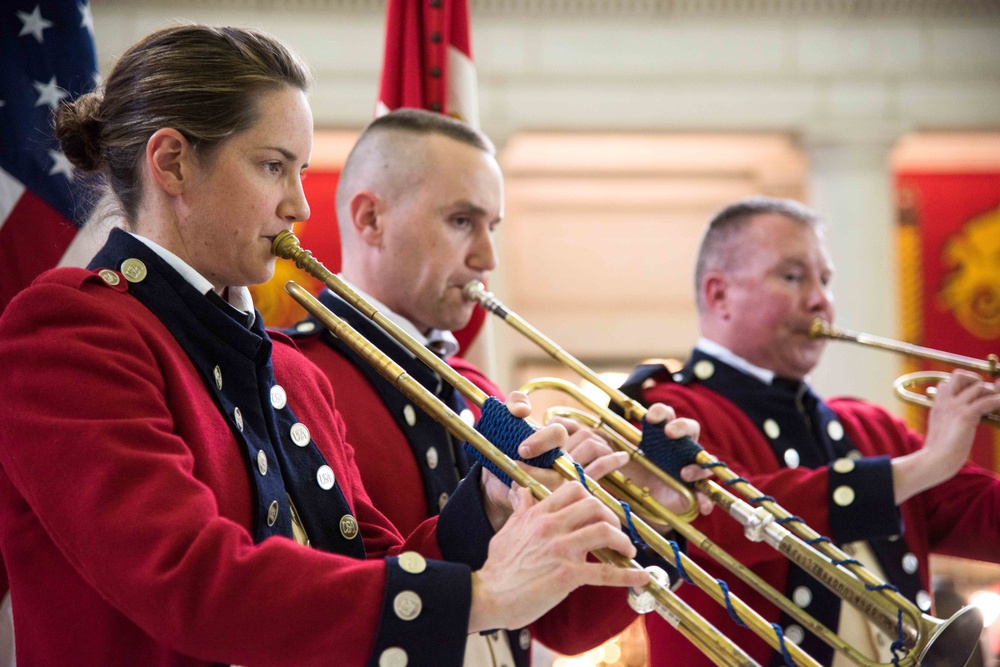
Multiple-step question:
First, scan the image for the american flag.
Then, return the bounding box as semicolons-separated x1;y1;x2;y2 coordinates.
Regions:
0;1;98;313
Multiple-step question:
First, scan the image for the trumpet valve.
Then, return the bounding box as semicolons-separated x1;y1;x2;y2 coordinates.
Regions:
628;566;672;614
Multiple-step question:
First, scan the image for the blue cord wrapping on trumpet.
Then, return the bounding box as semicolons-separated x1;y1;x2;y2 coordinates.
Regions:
699;458;909;664
466;396;562;487
639;417;704;483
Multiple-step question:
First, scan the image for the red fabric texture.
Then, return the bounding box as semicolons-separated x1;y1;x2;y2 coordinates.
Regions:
378;0;471;115
294;335;639;656
0;267;448;666
641;381;1000;666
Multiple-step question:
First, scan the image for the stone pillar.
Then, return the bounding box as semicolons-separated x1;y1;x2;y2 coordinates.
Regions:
803;130;903;410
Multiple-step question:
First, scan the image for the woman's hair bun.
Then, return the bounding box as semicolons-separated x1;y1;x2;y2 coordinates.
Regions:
54;92;104;172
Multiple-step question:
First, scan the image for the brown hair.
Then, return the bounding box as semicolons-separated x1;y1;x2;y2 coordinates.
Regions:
54;24;311;222
335;108;496;229
694;196;824;309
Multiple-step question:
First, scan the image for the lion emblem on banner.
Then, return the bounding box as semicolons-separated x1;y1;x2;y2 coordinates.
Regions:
939;206;1000;340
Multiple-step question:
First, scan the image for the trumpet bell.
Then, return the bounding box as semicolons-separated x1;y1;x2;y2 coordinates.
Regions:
918;605;983;667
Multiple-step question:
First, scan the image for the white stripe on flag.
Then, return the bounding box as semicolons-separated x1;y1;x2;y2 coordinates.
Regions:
447;46;480;129
0;166;27;232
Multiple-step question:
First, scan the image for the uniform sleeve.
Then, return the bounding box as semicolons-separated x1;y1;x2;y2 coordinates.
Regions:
830;398;1000;564
0;277;471;667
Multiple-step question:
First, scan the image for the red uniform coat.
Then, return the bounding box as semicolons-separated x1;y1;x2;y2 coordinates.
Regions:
293;295;640;658
0;265;476;667
640;374;1000;666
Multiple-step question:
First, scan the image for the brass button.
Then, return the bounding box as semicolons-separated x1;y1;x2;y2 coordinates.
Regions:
425;446;439;469
793;586;812;608
827;420;845;441
295;321;317;334
266;500;279;526
832;458;855;474
120;258;147;283
785;624;805;645
233;407;243;432
671;373;683;383
290;423;311;447
763;418;780;439
316;465;335;490
379;647;408;667
256;450;267;475
98;269;120;286
902;553;918;575
693;359;715;380
393;591;422;621
916;590;932;612
213;365;223;390
459;408;475;427
403;404;417;427
339;514;359;540
398;551;426;574
519;629;531;650
783;448;800;468
833;485;856;507
270;385;287;410
438;492;449;510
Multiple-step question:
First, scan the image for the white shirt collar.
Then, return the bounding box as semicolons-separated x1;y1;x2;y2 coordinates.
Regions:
696;337;775;385
339;279;460;359
129;232;255;326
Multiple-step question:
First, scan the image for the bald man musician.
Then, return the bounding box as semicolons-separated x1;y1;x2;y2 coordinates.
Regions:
620;196;1000;666
286;109;713;665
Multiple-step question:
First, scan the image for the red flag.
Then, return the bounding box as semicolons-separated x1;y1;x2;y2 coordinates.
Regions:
895;171;1000;471
0;0;99;314
377;0;479;127
377;0;485;354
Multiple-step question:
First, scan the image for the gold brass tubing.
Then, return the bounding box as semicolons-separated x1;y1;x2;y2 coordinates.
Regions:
530;383;930;667
520;378;700;524
894;371;1000;426
274;232;824;666
809;318;1000;378
463;281;985;667
283;280;759;667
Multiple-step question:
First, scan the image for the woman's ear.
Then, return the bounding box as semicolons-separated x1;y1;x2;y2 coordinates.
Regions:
145;128;191;196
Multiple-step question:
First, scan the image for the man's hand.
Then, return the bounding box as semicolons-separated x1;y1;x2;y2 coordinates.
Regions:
469;482;651;633
479;391;570;531
559;402;714;519
892;370;1000;504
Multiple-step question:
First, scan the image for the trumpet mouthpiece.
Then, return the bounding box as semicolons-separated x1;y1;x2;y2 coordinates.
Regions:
271;230;300;259
808;318;831;338
462;280;487;302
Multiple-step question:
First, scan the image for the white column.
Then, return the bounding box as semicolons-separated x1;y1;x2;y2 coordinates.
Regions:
804;132;903;411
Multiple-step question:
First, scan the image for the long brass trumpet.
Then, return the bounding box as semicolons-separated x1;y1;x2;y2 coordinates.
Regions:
462;280;984;667
809;318;1000;425
273;231;838;667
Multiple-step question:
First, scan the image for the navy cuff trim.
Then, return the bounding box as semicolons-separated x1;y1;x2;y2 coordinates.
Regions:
368;556;472;667
436;463;495;569
828;455;901;543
